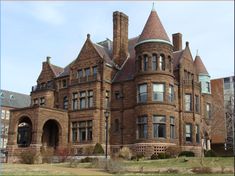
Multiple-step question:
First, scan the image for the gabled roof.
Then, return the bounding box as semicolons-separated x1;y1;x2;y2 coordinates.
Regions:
0;89;31;108
194;55;209;75
49;64;64;77
137;9;171;46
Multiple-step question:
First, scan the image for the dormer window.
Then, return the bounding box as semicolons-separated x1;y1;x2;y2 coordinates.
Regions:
85;68;90;77
62;79;67;88
77;70;83;78
93;66;97;76
206;82;210;92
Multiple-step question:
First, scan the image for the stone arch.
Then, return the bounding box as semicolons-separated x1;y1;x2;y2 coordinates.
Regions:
17;116;32;147
41;119;62;149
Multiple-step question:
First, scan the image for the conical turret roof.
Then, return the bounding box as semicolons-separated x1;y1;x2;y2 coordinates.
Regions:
194;55;209;75
137;8;171;46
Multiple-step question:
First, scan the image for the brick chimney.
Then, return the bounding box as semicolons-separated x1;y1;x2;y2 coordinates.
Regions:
113;11;129;66
172;33;182;51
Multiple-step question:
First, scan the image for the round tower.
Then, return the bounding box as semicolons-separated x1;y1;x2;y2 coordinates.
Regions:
133;7;177;156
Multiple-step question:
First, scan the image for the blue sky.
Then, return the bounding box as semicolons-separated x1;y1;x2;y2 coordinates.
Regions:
1;1;234;94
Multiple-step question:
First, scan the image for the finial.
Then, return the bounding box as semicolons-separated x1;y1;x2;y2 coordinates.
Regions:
196;49;199;56
87;33;90;39
46;56;51;63
186;41;189;47
152;2;155;11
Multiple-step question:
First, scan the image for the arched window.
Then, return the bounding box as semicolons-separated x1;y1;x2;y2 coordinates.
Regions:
138;56;142;71
143;55;148;71
152;54;157;71
63;96;68;109
159;55;165;71
17;117;32;147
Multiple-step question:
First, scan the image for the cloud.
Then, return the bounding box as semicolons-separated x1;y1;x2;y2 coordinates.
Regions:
29;2;65;26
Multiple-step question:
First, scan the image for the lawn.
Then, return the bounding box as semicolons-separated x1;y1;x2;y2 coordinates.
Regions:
0;157;234;175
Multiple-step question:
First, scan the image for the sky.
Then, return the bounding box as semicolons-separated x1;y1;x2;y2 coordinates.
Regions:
1;1;234;94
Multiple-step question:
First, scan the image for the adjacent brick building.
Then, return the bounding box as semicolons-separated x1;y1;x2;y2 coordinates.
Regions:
7;7;213;162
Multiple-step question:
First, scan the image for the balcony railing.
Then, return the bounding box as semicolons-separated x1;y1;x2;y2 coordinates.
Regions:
71;75;98;85
31;82;55;92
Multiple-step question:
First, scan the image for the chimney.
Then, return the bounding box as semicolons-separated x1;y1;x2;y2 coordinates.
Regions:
46;56;51;63
172;33;182;51
113;11;129;66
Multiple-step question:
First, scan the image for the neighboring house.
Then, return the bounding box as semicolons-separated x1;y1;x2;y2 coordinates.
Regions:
0;90;30;161
7;7;213;163
211;76;234;156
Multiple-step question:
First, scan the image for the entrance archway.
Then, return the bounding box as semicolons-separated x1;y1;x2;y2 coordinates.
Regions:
17;116;32;147
42;120;60;148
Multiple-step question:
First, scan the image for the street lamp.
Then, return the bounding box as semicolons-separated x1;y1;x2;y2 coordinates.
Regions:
104;111;110;159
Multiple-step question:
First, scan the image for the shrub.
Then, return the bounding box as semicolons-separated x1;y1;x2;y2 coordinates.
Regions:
192;167;212;174
80;157;98;163
55;147;71;162
166;146;181;157
19;151;37;164
84;146;94;156
178;151;195;157
93;143;104;155
204;150;217;157
118;147;132;160
158;153;170;159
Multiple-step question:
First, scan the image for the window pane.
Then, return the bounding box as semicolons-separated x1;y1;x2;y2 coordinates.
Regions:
153;84;164;101
138;84;147;103
85;68;90;76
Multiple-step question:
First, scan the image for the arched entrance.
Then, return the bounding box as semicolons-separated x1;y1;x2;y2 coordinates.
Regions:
17;116;32;147
41;120;60;149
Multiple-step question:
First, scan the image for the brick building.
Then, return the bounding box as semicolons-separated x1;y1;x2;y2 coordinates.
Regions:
7;7;213;162
0;90;30;162
211;76;234;155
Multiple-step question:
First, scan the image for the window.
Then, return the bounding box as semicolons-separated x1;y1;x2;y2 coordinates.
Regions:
185;124;192;142
185;94;192;111
115;91;120;99
1;124;4;135
143;55;148;71
138;84;147;103
72;120;93;143
72;93;78;110
5;126;8;135
224;77;230;89
77;69;83;78
169;85;174;102
105;91;110;108
85;68;90;77
88;90;93;108
6;111;10;120
152;54;157;70
40;97;45;106
168;57;172;72
206;82;210;92
33;98;38;105
138;56;142;71
153;83;164;101
159;55;165;70
114;119;119;132
72;122;78;142
206;103;211;119
1;110;5;119
62;79;67;88
170;116;175;139
153;116;166;138
80;91;86;109
93;66;97;76
137;116;147;139
195;95;200;113
63;96;68;110
196;124;200;143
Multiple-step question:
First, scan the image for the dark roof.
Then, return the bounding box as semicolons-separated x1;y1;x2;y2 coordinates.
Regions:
0;90;31;108
173;50;184;70
93;43;113;65
50;64;64;77
137;9;170;45
113;37;139;82
194;55;209;75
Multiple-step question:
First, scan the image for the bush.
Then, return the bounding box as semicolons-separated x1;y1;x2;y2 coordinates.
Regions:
178;151;195;157
158;153;170;159
19;151;37;164
150;153;158;160
166;146;181;157
80;157;98;163
192;167;212;174
55;147;71;162
84;146;94;156
118;147;132;160
204;150;217;157
131;153;144;161
93;143;104;155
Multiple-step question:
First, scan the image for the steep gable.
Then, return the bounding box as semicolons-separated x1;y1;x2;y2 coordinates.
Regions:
179;42;195;73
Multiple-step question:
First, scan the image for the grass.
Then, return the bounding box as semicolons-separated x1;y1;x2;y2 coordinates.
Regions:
0;157;234;175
